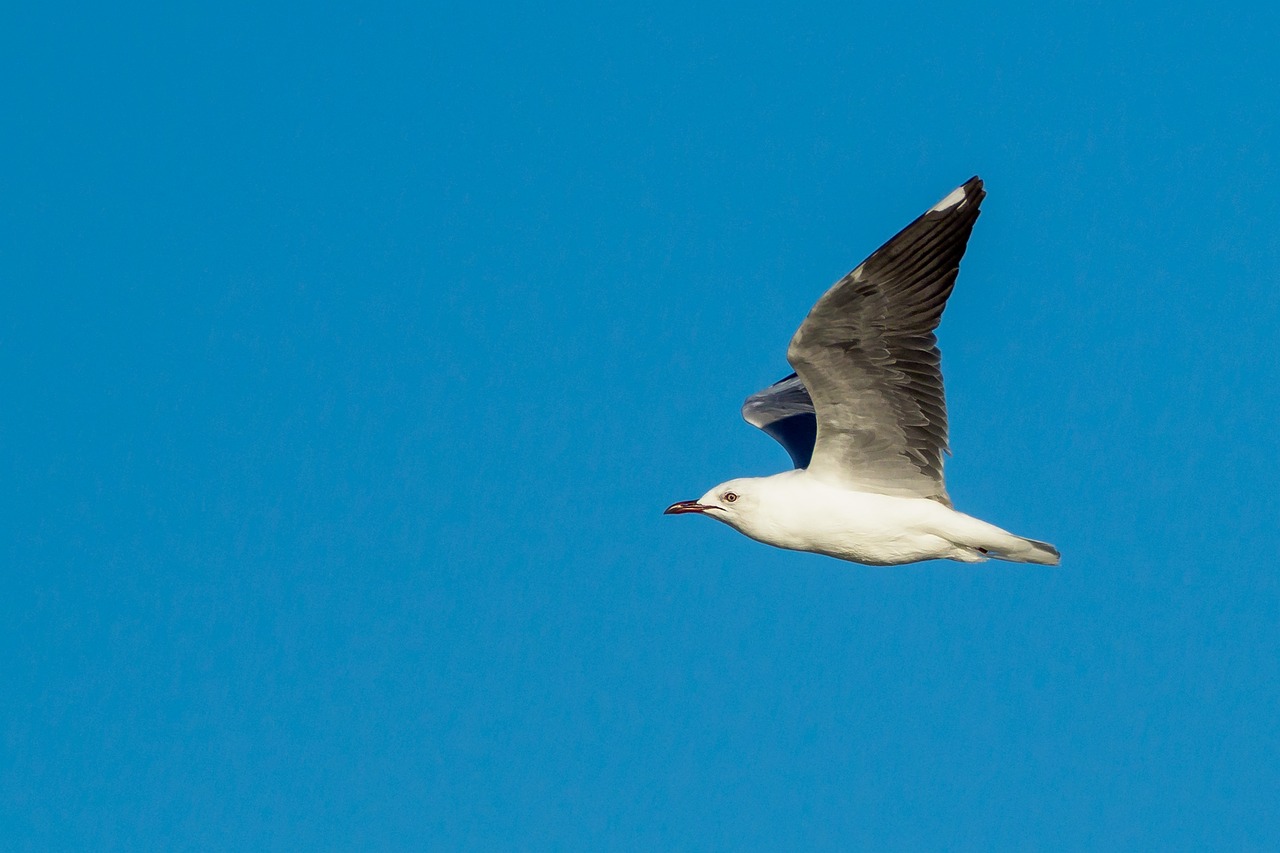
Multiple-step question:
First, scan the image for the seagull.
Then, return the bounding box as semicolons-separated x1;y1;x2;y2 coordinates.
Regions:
665;177;1060;566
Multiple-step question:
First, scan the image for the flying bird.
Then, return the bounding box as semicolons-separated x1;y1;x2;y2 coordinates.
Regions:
665;178;1059;566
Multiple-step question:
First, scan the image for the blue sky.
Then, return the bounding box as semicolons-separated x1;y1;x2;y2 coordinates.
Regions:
3;1;1279;849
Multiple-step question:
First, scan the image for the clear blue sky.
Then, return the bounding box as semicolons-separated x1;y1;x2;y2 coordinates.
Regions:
4;1;1278;849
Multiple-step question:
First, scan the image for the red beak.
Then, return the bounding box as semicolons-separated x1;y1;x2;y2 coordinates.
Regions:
664;500;710;515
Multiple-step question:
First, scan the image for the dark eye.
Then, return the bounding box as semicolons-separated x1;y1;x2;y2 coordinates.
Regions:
723;492;738;503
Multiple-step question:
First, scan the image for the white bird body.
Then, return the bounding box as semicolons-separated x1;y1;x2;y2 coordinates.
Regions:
692;471;1058;566
666;177;1060;567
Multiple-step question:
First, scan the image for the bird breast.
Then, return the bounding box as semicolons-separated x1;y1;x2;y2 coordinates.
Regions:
735;472;957;564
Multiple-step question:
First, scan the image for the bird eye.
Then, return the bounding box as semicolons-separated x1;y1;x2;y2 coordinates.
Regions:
724;492;738;503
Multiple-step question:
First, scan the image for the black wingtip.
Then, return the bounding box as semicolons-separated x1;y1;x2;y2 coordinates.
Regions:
929;177;985;214
963;175;985;204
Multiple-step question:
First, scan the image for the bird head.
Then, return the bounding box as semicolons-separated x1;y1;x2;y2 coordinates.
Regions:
664;479;756;528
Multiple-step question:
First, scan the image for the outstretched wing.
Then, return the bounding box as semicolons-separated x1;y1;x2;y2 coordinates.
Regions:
741;373;817;468
784;177;986;504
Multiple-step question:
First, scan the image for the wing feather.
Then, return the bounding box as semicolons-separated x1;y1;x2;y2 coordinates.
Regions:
741;373;817;468
783;177;986;502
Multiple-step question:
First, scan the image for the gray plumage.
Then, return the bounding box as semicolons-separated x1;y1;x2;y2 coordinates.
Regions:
743;176;986;506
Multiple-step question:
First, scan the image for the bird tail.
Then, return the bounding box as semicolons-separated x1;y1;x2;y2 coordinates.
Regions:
985;535;1060;566
939;512;1061;566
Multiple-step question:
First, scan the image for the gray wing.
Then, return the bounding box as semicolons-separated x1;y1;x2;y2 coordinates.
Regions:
784;177;986;503
741;373;817;468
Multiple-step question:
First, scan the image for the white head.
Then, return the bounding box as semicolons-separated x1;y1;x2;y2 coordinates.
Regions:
663;478;761;531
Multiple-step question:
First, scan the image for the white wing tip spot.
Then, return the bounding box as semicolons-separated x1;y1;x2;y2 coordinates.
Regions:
930;185;967;212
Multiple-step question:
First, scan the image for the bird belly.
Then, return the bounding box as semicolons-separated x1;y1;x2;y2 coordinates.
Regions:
744;488;963;566
808;532;957;566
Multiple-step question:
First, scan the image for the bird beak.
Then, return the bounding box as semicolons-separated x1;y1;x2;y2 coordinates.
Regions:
664;500;711;515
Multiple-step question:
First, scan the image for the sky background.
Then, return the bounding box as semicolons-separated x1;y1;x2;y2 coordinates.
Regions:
3;1;1279;850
